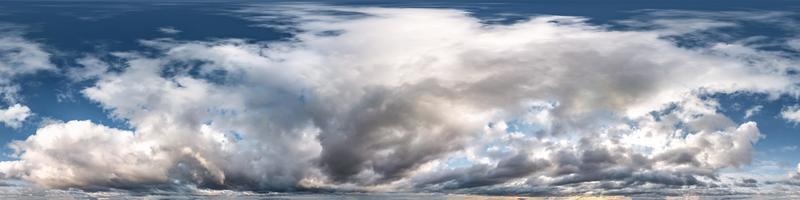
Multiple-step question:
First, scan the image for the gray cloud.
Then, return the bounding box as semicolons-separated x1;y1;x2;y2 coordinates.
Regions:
413;152;549;190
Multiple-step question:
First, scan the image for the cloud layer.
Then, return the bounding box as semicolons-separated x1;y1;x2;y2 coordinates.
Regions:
1;6;799;196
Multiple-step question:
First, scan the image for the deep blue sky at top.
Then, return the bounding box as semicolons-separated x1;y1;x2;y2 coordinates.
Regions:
0;0;797;170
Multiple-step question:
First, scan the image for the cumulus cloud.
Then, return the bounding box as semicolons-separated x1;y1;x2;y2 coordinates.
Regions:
781;105;800;124
0;104;30;128
0;121;166;189
1;5;798;195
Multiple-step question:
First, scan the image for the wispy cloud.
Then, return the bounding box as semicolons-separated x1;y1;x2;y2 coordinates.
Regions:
0;24;54;128
744;105;763;119
158;26;181;34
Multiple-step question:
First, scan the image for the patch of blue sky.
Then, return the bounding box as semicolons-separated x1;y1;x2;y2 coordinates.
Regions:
496;101;559;137
229;131;244;142
444;155;474;169
502;119;546;138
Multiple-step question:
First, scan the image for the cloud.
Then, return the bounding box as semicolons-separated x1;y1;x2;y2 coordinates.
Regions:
0;121;168;190
0;27;55;86
1;5;799;195
0;24;54;128
67;56;110;82
0;104;30;128
158;27;181;35
744;105;763;118
764;163;800;187
619;10;800;36
781;105;800;124
768;145;798;153
788;38;800;51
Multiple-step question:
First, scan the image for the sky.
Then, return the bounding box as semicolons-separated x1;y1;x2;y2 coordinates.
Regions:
0;0;799;198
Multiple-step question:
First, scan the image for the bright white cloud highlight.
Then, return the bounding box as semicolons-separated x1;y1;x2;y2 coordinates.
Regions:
0;121;167;188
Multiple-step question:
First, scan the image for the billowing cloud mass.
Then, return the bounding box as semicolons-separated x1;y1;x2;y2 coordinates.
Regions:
0;25;54;128
1;5;799;196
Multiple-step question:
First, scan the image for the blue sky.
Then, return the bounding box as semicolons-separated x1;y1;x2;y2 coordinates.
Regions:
0;0;799;198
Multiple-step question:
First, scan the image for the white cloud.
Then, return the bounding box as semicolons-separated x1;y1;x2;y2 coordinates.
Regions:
781;105;800;124
0;104;30;128
0;25;54;129
796;163;800;175
769;145;799;153
0;36;54;81
0;121;169;189
745;105;763;118
788;38;800;50
158;26;181;34
67;56;110;81
1;6;799;195
781;105;800;123
621;10;799;35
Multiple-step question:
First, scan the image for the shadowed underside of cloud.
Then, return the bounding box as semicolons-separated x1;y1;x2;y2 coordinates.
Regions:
0;5;799;196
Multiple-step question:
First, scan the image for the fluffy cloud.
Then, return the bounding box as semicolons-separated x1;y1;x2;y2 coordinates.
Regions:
0;121;168;189
781;105;800;124
0;104;30;129
1;6;798;195
0;25;54;128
